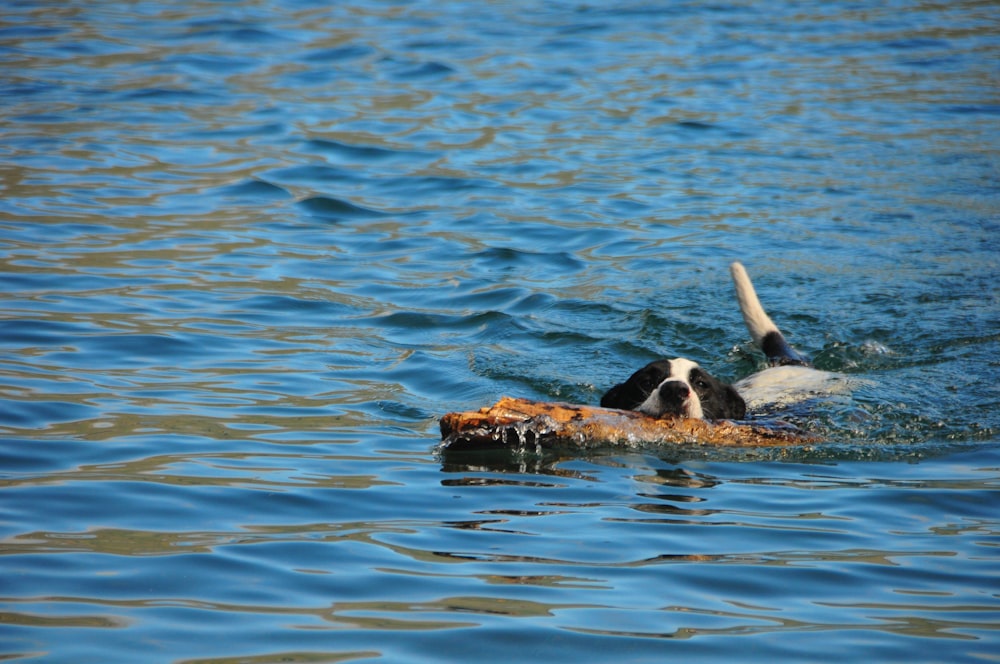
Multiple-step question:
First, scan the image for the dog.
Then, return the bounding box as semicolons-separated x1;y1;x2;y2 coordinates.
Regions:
599;357;746;420
601;261;848;420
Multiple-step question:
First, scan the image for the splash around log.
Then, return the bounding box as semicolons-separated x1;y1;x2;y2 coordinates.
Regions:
439;396;819;453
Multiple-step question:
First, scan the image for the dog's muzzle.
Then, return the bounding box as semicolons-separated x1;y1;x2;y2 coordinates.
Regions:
658;380;692;416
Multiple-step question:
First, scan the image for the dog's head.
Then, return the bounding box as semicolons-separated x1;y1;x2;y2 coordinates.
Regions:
600;358;746;420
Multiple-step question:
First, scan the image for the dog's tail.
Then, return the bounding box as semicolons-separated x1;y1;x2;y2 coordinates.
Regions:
730;262;810;367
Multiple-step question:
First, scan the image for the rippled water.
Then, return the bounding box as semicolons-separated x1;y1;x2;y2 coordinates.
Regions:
2;1;999;661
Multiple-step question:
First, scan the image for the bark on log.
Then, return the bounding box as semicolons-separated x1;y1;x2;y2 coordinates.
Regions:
439;396;818;452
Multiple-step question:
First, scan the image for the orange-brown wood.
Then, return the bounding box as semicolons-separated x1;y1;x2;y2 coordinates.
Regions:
440;396;818;451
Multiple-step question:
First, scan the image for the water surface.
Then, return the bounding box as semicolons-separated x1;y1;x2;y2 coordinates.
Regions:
2;1;998;662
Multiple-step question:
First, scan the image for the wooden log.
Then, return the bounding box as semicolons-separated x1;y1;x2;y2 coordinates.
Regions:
439;396;818;452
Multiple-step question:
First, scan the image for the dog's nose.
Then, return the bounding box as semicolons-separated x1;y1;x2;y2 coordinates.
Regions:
659;381;690;401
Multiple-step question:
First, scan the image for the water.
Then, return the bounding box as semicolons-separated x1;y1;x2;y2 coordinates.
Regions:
2;0;999;661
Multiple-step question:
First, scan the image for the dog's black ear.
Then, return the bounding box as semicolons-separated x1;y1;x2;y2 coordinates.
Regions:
600;383;627;409
726;386;747;420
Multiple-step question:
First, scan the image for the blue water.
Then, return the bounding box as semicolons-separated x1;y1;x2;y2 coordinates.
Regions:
2;1;999;661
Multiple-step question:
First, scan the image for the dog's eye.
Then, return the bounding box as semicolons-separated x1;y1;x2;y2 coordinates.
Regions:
693;379;710;392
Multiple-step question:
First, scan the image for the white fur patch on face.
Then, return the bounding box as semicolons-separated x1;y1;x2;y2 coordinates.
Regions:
635;358;704;419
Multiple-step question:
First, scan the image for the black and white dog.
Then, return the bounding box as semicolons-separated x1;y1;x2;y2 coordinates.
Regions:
600;262;848;420
599;357;747;420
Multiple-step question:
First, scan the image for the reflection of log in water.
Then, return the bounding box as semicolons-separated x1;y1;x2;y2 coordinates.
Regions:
440;396;819;453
